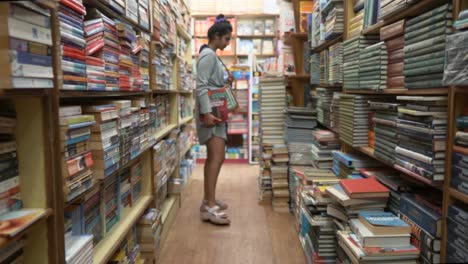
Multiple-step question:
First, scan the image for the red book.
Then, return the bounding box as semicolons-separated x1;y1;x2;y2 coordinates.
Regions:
339;178;390;199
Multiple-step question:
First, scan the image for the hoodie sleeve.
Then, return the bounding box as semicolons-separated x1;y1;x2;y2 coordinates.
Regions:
197;52;217;114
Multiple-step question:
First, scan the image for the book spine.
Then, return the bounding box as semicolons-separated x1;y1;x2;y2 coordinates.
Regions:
399;196;441;238
10;4;51;28
405;4;451;27
7;17;52;46
380;19;405;41
404;35;446;54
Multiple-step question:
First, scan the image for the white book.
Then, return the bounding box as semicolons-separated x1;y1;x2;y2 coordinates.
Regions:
8;17;52;45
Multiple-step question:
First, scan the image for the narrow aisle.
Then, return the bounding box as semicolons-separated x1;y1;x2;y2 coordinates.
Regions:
159;164;306;264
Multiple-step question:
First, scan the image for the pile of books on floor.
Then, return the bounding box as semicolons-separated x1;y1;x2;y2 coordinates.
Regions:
316;88;340;128
395;96;447;184
359;42;387;90
137;208;162;262
311;130;341;169
259;77;286;145
108;225;142;263
285;107;317;143
59;106;96;202
403;4;452;89
332;151;381;179
446;204;468;263
348;1;364;38
59;0;87;90
271;164;289;212
343;35;379;89
369;99;400;164
328;42;343;84
380;20;405;89
322;0;344;40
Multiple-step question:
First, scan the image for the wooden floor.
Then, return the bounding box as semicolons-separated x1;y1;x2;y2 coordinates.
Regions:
159;164;306;264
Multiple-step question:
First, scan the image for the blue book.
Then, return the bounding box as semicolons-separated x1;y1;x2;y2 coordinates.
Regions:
400;194;442;238
358;211;411;235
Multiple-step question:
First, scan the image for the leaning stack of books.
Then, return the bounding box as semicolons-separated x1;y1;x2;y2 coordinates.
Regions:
2;2;54;89
137;208;162;263
322;0;344;40
59;0;87;91
403;4;453;89
59;106;96;202
116;22;136;91
395;96;447;184
311;130;341;170
380;20;405;90
369;100;400;164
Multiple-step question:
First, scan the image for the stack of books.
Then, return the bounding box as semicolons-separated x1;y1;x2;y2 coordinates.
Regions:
0;108;21;213
59;0;87;91
403;4;453;89
137;208;162;262
130;41;144;92
79;185;102;245
379;0;415;20
154;95;170;130
119;168;132;211
259;77;286;145
131;160;143;202
319;50;329;85
85;8;120;91
452;112;468;196
446;204;468;263
332;151;381;178
83;104;120;179
443;30;468;85
258;143;273;203
103;0;124;14
59;106;96;202
116;22;136;91
311;130;341;169
285;107;317;143
399;193;442;263
339;94;379;147
103;174;120;233
137;35;150;91
316;88;340;128
3;2;53;89
271;165;289;212
112;100;133;166
348;3;364;38
359;42;387;90
328;42;343;84
311;3;323;47
380;20;405;89
343;35;379;89
395;96;447;184
65;235;94;264
153;140;168;207
310;53;320;84
288;143;314;166
330;92;341;132
322;0;344;40
369;100;400;164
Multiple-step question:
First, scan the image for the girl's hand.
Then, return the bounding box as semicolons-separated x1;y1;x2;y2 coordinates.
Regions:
227;74;234;84
203;113;222;127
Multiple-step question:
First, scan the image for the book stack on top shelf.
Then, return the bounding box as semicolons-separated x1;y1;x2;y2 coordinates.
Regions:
380;20;405;90
348;0;364;38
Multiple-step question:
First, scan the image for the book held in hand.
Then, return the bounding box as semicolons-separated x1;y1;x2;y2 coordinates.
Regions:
199;87;238;125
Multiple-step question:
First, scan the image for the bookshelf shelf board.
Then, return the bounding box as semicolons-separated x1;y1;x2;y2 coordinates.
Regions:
154;124;178;142
60;90;150;98
284;32;308;45
237;35;277;38
178;90;193;94
93;196;152;264
453;86;468;93
180;116;194;126
152;89;179;94
0;208;52;250
180;143;194;158
312;84;343;88
161;195;177;224
345;87;449;95
286;74;311;80
362;0;449;35
176;24;191;41
356;147;443;189
83;0;150;34
0;89;50;98
312;35;343;53
450;188;468;204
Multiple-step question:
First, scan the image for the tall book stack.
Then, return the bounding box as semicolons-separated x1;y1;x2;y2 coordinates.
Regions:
311;3;323;47
83;104;120;179
328;42;343;84
330;92;341;132
343;35;379;89
399;194;442;263
112;100;132;166
131;160;143;202
395;96;447;184
138;0;150;30
1;2;54;89
65;235;93;264
403;4;453;89
103;174;120;233
59;106;96;202
85;8;120;91
311;130;341;169
339;94;383;147
379;20;405;89
369;100;400;165
348;1;364;38
59;0;87;91
116;22;136;91
81;185;103;245
319;50;329;85
137;208;162;263
316;88;340;128
119;168;132;211
310;53;320;84
358;42;387;90
446;204;468;263
0;107;21;214
285;107;317;143
332;151;381;179
288;143;313;166
271;164;289;212
322;0;344;40
259;77;286;145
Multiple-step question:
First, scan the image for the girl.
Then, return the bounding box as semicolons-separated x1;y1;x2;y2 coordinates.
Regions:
196;14;233;225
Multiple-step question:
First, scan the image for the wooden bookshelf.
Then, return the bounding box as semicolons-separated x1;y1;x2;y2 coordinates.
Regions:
345;87;449;95
180;116;194;126
312;34;343;53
